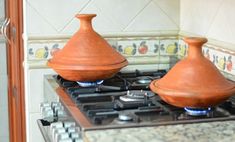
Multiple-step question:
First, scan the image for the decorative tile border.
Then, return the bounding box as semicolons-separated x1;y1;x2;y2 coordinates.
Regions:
28;36;183;60
202;46;235;76
159;38;178;56
27;36;178;60
117;39;159;56
26;36;179;71
27;35;235;80
27;42;66;60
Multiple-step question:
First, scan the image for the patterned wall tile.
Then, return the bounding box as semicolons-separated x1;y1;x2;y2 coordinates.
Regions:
117;39;160;56
27;42;65;60
177;39;188;58
159;38;178;56
202;47;235;75
27;36;177;72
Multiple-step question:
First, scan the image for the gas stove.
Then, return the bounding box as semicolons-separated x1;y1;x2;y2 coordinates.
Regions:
39;70;235;141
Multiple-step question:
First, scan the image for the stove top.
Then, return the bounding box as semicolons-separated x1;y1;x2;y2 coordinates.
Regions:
53;70;235;130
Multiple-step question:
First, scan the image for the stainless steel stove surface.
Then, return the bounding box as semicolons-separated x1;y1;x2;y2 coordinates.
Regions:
58;70;235;127
39;70;235;141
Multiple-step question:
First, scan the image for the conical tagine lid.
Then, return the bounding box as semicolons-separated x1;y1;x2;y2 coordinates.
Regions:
48;14;128;81
150;37;235;108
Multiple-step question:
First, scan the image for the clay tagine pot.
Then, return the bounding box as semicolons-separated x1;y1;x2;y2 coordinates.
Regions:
150;37;235;108
48;14;128;81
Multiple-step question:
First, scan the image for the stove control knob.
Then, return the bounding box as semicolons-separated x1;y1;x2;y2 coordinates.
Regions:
63;121;76;128
51;102;62;108
57;109;67;118
52;127;66;141
66;127;76;133
50;122;63;133
40;102;51;113
55;132;69;142
42;108;54;120
70;132;81;139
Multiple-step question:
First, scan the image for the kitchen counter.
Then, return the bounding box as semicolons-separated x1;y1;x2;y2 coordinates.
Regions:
44;75;235;142
84;121;235;142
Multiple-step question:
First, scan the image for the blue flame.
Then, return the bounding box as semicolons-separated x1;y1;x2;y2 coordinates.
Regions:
77;80;104;87
184;107;211;116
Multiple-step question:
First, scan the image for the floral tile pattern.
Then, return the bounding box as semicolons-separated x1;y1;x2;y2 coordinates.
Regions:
202;46;235;75
177;39;188;58
159;38;178;56
117;39;160;56
27;37;235;79
27;42;65;60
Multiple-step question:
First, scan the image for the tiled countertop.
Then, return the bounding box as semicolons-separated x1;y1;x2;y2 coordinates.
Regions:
84;121;235;142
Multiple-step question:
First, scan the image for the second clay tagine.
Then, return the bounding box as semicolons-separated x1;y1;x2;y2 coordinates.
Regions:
47;14;128;81
150;37;235;108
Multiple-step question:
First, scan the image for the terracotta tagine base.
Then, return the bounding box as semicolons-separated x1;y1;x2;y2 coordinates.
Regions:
47;14;128;81
150;37;235;108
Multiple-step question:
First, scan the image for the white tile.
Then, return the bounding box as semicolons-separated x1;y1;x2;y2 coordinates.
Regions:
181;0;224;36
63;1;121;34
26;1;58;36
0;0;5;19
0;75;8;107
153;0;180;27
92;0;151;30
206;0;234;44
0;136;9;142
27;0;91;32
0;43;7;74
227;0;235;44
29;113;44;142
28;69;55;113
124;1;178;32
0;107;9;137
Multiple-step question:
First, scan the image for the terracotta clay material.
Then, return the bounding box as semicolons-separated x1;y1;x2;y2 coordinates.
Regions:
48;14;128;81
150;37;235;108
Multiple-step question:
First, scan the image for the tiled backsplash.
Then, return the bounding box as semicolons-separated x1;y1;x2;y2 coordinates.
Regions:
180;0;235;49
27;36;179;71
25;0;179;36
27;35;235;80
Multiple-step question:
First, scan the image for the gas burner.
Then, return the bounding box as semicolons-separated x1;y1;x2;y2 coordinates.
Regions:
136;76;153;84
77;80;104;87
118;113;133;121
184;107;211;116
119;90;155;102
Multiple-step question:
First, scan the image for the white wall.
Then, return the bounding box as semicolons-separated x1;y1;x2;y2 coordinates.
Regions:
0;42;9;142
180;0;235;46
26;0;180;37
